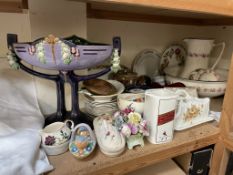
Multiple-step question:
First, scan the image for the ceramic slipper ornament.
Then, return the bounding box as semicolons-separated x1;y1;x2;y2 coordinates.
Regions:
69;123;96;159
93;115;126;157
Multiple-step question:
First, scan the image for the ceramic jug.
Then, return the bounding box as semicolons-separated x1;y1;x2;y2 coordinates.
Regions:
180;39;225;78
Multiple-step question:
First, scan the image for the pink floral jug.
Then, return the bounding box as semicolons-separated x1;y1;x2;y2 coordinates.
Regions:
180;39;225;78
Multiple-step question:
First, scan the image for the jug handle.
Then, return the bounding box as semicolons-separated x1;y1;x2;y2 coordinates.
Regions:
211;42;225;70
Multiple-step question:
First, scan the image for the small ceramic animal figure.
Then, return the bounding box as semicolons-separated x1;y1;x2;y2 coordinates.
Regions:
75;126;90;154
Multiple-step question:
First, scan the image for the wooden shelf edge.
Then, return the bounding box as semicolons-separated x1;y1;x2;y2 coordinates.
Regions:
87;3;233;26
48;123;220;175
87;4;203;25
88;0;233;18
93;131;219;175
223;135;233;151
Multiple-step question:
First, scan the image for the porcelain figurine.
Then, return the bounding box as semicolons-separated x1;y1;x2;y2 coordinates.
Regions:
111;49;121;73
113;109;149;149
93;115;126;157
69;123;96;159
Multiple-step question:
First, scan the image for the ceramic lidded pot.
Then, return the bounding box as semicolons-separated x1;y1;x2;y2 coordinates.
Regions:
41;120;74;146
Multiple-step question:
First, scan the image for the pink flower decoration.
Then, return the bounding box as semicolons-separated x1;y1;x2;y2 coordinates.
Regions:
139;120;149;136
128;123;138;135
121;124;131;137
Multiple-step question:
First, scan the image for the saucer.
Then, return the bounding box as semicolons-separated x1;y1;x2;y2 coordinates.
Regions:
160;44;186;74
132;49;161;78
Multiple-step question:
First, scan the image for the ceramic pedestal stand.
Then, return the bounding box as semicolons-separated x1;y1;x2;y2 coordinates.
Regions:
127;135;144;149
7;34;121;127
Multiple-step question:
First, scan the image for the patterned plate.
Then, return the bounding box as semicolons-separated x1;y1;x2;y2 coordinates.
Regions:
132;49;161;78
159;44;186;74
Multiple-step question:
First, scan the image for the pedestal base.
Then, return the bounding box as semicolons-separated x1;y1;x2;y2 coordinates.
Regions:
127;135;144;149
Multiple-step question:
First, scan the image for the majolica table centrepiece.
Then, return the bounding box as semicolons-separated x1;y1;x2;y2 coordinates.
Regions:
7;34;121;126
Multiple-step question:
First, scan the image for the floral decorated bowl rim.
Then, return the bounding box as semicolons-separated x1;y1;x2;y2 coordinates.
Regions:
165;68;228;83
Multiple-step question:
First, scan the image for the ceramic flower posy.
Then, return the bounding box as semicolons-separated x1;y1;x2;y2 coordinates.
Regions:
113;106;149;138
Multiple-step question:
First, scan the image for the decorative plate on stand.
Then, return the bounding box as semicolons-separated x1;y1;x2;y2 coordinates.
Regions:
159;44;186;74
132;49;161;78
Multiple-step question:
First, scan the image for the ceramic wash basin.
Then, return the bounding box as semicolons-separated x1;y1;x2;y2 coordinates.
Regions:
165;66;228;97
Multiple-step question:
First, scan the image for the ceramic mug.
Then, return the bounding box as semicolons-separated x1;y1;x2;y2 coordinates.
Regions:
41;120;74;146
143;89;179;144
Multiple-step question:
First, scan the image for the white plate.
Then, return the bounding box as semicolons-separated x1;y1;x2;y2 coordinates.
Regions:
160;44;186;74
84;102;118;117
132;49;161;78
81;80;125;102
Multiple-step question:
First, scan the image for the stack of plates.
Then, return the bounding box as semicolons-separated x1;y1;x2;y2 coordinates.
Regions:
81;80;125;117
84;99;118;117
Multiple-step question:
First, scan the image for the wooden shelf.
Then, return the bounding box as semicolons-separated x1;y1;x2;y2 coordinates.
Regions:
81;0;233;25
86;0;233;17
48;123;219;175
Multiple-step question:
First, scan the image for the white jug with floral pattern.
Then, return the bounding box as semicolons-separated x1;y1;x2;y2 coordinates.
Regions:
180;39;225;78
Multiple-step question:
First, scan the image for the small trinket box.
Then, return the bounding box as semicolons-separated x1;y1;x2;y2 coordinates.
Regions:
69;123;96;159
174;97;211;130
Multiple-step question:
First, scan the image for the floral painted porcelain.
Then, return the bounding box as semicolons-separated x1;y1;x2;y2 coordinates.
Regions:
93;115;125;157
42;139;69;156
180;39;225;78
69;123;96;159
174;96;212;131
165;66;228;97
159;44;186;75
12;35;113;71
113;108;149;149
117;93;145;114
41;120;74;146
